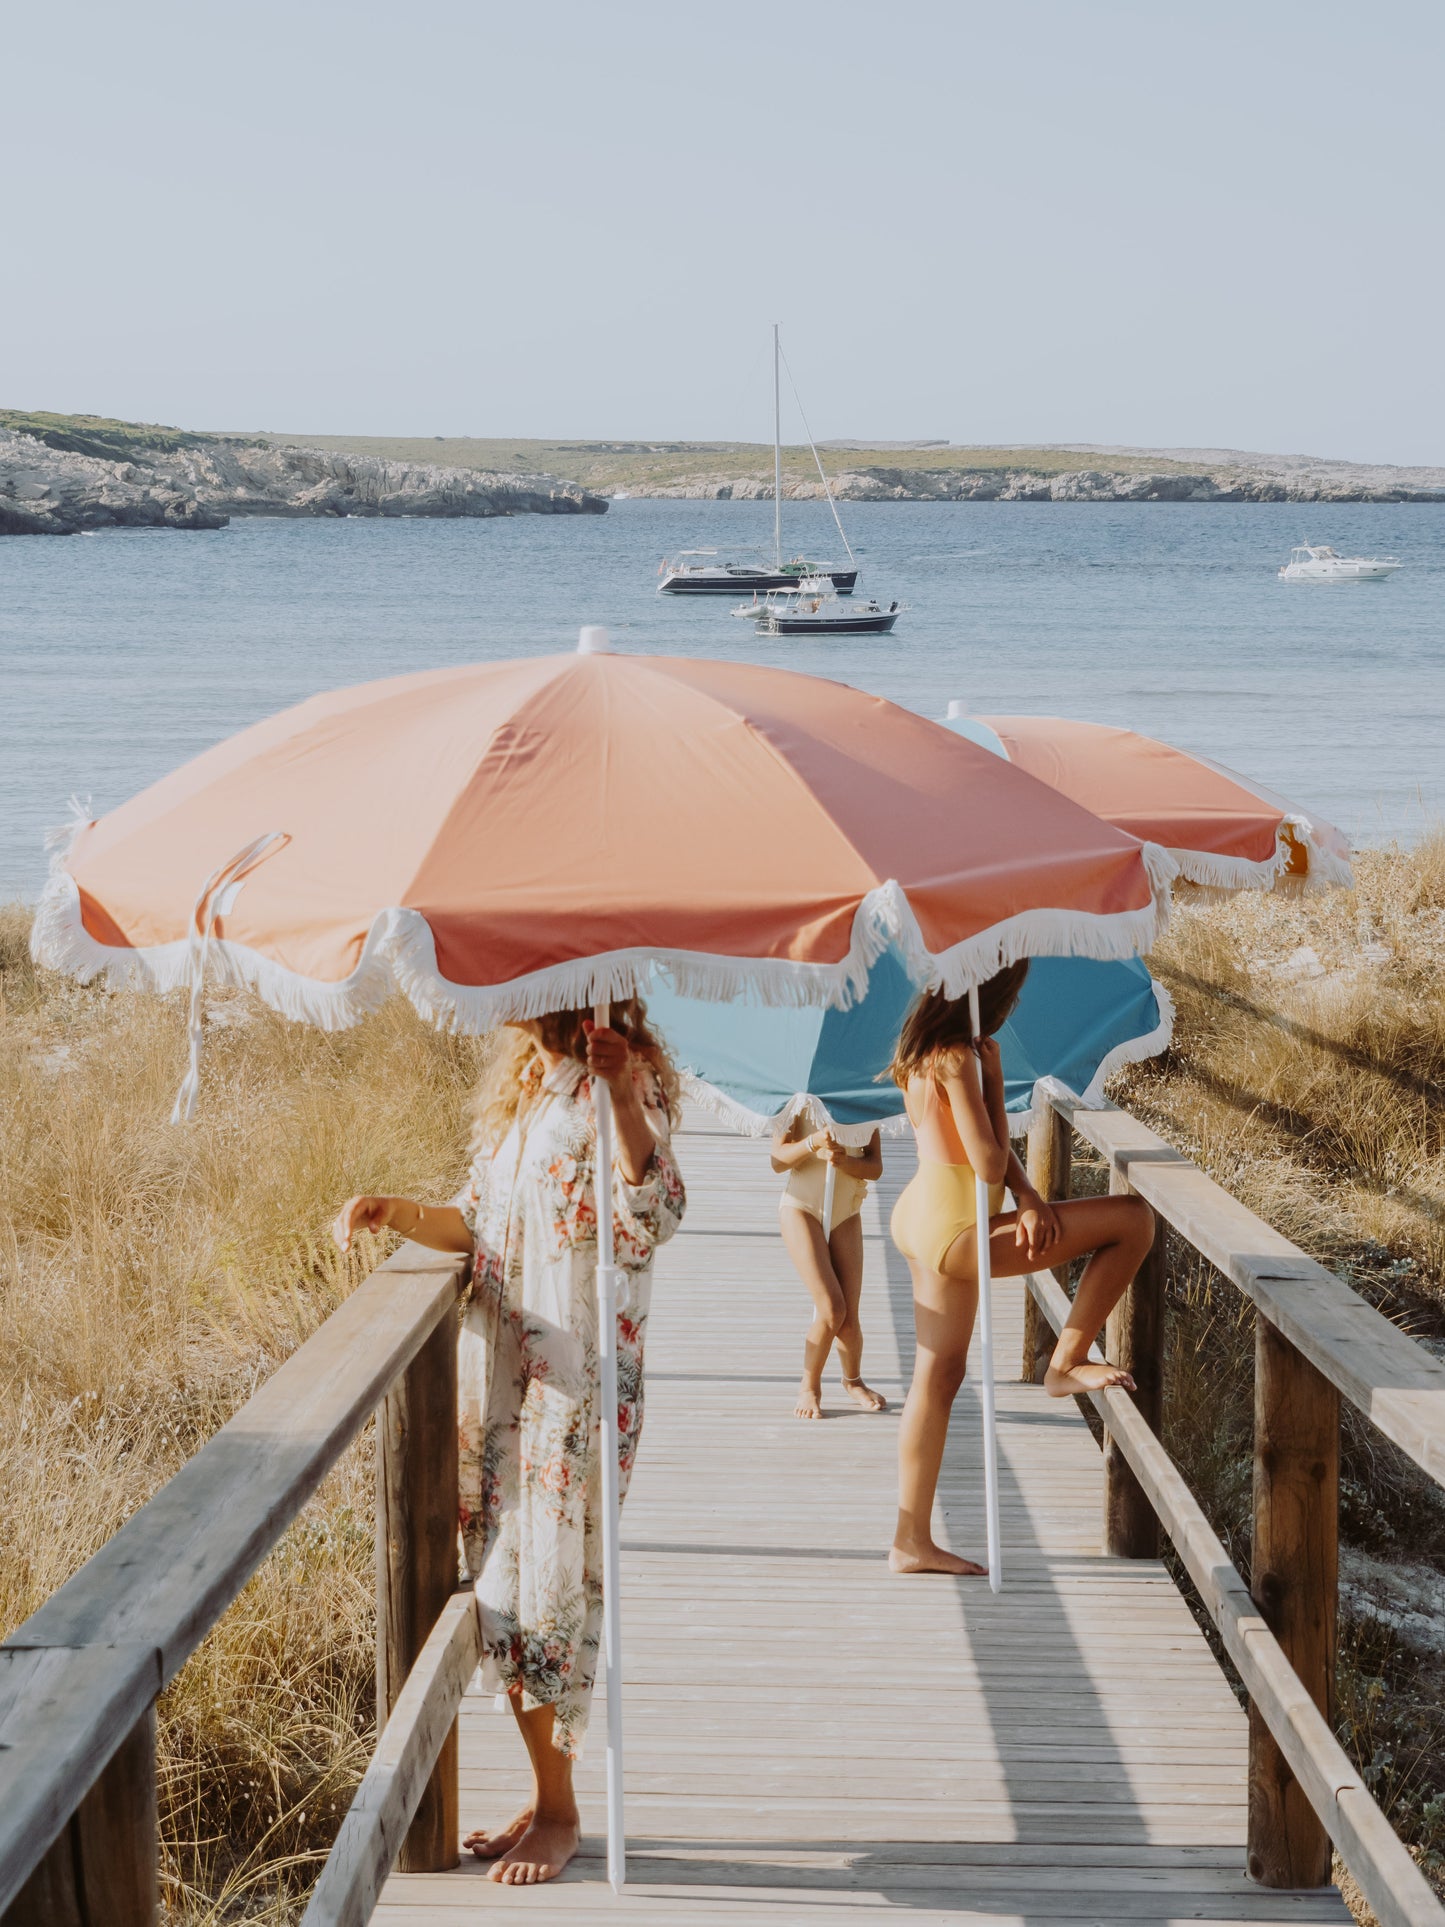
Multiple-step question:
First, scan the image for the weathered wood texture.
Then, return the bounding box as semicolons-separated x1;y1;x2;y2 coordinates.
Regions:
373;1111;1353;1925
1055;1094;1445;1487
377;1308;461;1874
1102;1167;1166;1559
0;1645;160;1919
3;1708;157;1927
1027;1261;1437;1927
0;1243;467;1914
1023;1107;1072;1383
305;1593;481;1927
1248;1318;1340;1890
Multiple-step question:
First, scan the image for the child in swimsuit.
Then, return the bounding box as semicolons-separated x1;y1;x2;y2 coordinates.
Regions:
887;962;1157;1577
771;1115;887;1420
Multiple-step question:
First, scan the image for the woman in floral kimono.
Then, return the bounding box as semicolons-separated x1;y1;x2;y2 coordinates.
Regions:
334;1001;686;1886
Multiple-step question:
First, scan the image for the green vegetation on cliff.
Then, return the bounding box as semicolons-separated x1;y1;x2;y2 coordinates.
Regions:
0;408;234;463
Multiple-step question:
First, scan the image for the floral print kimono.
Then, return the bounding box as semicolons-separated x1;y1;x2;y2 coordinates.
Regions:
456;1056;686;1758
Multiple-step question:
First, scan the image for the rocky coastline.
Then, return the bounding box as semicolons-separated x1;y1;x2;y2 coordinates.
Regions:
0;426;607;535
624;462;1445;505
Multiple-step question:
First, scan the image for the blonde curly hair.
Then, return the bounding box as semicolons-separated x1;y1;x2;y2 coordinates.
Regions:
470;998;682;1155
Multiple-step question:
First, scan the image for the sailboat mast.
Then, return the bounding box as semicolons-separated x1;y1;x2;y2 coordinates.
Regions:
773;322;782;569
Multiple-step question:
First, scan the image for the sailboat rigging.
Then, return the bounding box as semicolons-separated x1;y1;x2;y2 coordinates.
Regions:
656;326;859;596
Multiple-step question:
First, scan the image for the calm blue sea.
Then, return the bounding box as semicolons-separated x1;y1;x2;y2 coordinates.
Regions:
2;499;1441;902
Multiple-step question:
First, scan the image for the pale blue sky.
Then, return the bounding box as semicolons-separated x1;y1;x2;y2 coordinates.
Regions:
4;0;1443;462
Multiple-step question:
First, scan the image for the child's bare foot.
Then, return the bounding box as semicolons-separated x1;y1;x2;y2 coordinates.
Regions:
488;1812;580;1885
1045;1359;1136;1398
842;1375;887;1412
464;1807;532;1859
795;1380;823;1419
889;1538;987;1576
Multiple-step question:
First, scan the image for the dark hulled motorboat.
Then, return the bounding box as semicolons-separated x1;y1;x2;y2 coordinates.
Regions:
658;549;858;595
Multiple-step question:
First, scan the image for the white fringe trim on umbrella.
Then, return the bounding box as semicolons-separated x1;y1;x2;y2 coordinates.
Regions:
31;837;1177;1039
1168;816;1354;894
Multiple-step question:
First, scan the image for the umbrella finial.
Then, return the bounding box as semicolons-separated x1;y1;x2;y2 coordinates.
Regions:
578;626;612;655
946;699;969;719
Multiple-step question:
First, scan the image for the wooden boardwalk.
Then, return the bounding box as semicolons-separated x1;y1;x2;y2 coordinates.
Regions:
376;1111;1351;1924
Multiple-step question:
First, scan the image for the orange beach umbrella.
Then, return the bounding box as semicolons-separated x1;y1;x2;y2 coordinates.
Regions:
37;649;1176;1033
945;710;1352;891
32;634;1177;1884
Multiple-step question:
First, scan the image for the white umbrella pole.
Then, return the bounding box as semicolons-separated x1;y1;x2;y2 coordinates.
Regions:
592;1000;626;1893
969;985;1003;1595
822;1161;837;1238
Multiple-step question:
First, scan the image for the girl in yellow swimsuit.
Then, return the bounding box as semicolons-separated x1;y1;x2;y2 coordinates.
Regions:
887;962;1157;1578
772;1115;887;1420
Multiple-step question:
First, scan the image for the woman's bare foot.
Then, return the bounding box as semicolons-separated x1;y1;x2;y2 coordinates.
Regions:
464;1808;532;1859
889;1538;987;1576
488;1812;581;1885
1045;1358;1137;1398
795;1379;823;1419
842;1375;888;1412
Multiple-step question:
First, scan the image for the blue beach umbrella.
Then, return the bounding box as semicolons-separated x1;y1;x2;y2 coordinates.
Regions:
646;946;1172;1146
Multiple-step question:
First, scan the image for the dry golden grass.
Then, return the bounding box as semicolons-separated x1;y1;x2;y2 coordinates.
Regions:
0;906;483;1921
2;841;1441;1917
1119;836;1445;1295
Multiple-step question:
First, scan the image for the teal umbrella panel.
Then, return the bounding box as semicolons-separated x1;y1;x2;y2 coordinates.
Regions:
646;948;1171;1146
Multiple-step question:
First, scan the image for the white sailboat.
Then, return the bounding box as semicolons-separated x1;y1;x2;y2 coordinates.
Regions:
657;326;860;595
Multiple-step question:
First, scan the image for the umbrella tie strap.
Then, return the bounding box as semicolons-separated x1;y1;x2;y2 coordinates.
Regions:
171;832;289;1124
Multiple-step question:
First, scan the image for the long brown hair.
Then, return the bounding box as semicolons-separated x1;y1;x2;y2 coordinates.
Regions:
886;961;1029;1089
471;997;682;1153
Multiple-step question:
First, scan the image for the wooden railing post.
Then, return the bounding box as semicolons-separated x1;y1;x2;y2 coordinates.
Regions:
1102;1162;1166;1559
1248;1315;1339;1889
377;1299;460;1873
1023;1105;1072;1383
3;1706;157;1927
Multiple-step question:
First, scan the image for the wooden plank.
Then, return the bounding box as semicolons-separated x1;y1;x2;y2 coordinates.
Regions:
0;1647;160;1919
1248;1318;1339;1889
377;1308;460;1872
1103;1164;1165;1559
1027;1261;1440;1927
1053;1094;1445;1487
2;1704;157;1927
1023;1106;1072;1382
305;1592;481;1927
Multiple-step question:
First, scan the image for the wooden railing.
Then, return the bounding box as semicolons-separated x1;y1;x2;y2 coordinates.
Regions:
0;1241;470;1927
1024;1090;1445;1927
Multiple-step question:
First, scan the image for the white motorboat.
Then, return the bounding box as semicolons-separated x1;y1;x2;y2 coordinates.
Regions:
1278;544;1401;583
748;577;903;636
657;325;860;595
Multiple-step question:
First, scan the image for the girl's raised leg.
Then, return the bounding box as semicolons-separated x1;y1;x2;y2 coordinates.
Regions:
962;1193;1156;1397
779;1205;845;1418
889;1257;987;1576
828;1213;887;1411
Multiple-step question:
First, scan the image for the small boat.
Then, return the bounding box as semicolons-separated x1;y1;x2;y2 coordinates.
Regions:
1278;544;1401;583
751;578;903;636
656;325;860;595
658;549;858;595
